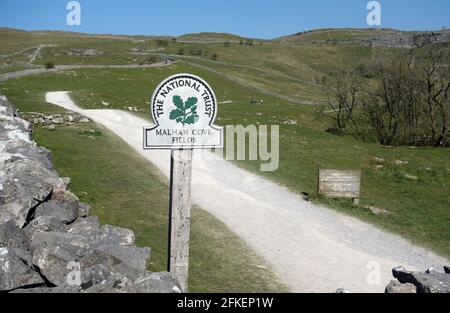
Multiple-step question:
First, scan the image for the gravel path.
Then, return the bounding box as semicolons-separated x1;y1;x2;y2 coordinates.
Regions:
45;91;448;293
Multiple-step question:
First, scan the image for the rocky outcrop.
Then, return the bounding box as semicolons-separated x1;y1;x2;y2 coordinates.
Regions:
282;29;450;48
22;112;90;129
0;95;181;293
385;266;450;293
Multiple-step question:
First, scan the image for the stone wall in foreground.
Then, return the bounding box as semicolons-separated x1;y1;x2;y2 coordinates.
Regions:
0;95;181;293
384;266;450;293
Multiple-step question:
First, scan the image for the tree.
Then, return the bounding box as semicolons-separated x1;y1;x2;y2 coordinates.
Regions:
324;73;365;140
324;45;450;147
414;47;450;147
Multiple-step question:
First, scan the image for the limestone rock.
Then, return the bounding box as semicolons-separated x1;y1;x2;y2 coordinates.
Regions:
66;216;100;235
393;266;450;293
31;245;79;286
34;200;79;225
132;272;182;293
51;188;79;202
100;225;135;246
385;280;417;293
0;159;65;227
0;247;45;291
30;231;90;257
23;216;66;241
80;245;151;281
81;272;181;293
77;202;91;218
0;220;28;249
2;140;53;170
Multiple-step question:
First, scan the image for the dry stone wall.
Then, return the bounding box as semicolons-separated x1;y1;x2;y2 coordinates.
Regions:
0;95;181;293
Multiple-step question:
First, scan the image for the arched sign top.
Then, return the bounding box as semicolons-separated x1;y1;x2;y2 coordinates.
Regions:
144;73;223;150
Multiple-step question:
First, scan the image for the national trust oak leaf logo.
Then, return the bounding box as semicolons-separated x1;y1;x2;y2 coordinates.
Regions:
169;95;200;126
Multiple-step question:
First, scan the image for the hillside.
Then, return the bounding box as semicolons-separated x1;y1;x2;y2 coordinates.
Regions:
1;27;449;104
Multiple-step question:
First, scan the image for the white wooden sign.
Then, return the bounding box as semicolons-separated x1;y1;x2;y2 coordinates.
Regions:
144;73;223;149
143;74;223;293
318;169;361;204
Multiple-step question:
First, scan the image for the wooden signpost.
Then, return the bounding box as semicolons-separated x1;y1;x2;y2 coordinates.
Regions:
144;74;223;292
318;169;361;204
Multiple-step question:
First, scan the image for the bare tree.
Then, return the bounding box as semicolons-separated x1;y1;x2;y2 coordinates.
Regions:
414;48;450;147
361;57;421;145
324;74;365;140
325;45;450;147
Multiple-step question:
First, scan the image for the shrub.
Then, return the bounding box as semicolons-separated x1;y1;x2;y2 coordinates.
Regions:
45;61;55;69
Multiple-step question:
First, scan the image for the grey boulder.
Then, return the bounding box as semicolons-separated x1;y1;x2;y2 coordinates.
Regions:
30;231;90;257
77;202;91;218
0;159;65;227
0;247;45;291
31;244;79;286
0;220;28;249
2;140;54;170
67;220;135;247
34;200;79;225
81;272;181;293
80;244;150;281
393;266;450;293
23;215;66;241
385;280;417;293
132;272;182;293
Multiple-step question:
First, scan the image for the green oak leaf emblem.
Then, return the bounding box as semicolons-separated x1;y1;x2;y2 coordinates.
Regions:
169;95;199;126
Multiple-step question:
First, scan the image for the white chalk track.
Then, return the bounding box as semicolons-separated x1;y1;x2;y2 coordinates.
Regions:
46;91;448;293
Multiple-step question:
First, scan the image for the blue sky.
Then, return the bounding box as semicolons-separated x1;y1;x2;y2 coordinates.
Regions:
0;0;449;39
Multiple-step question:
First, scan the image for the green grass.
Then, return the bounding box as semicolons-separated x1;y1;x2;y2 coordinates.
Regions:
32;123;287;293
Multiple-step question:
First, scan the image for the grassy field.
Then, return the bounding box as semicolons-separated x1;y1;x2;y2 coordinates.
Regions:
1;62;449;259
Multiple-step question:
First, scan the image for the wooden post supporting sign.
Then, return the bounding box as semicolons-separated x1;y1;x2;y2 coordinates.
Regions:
168;148;193;292
144;74;223;292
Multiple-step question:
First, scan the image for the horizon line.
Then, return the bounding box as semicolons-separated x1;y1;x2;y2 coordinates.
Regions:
1;26;449;41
